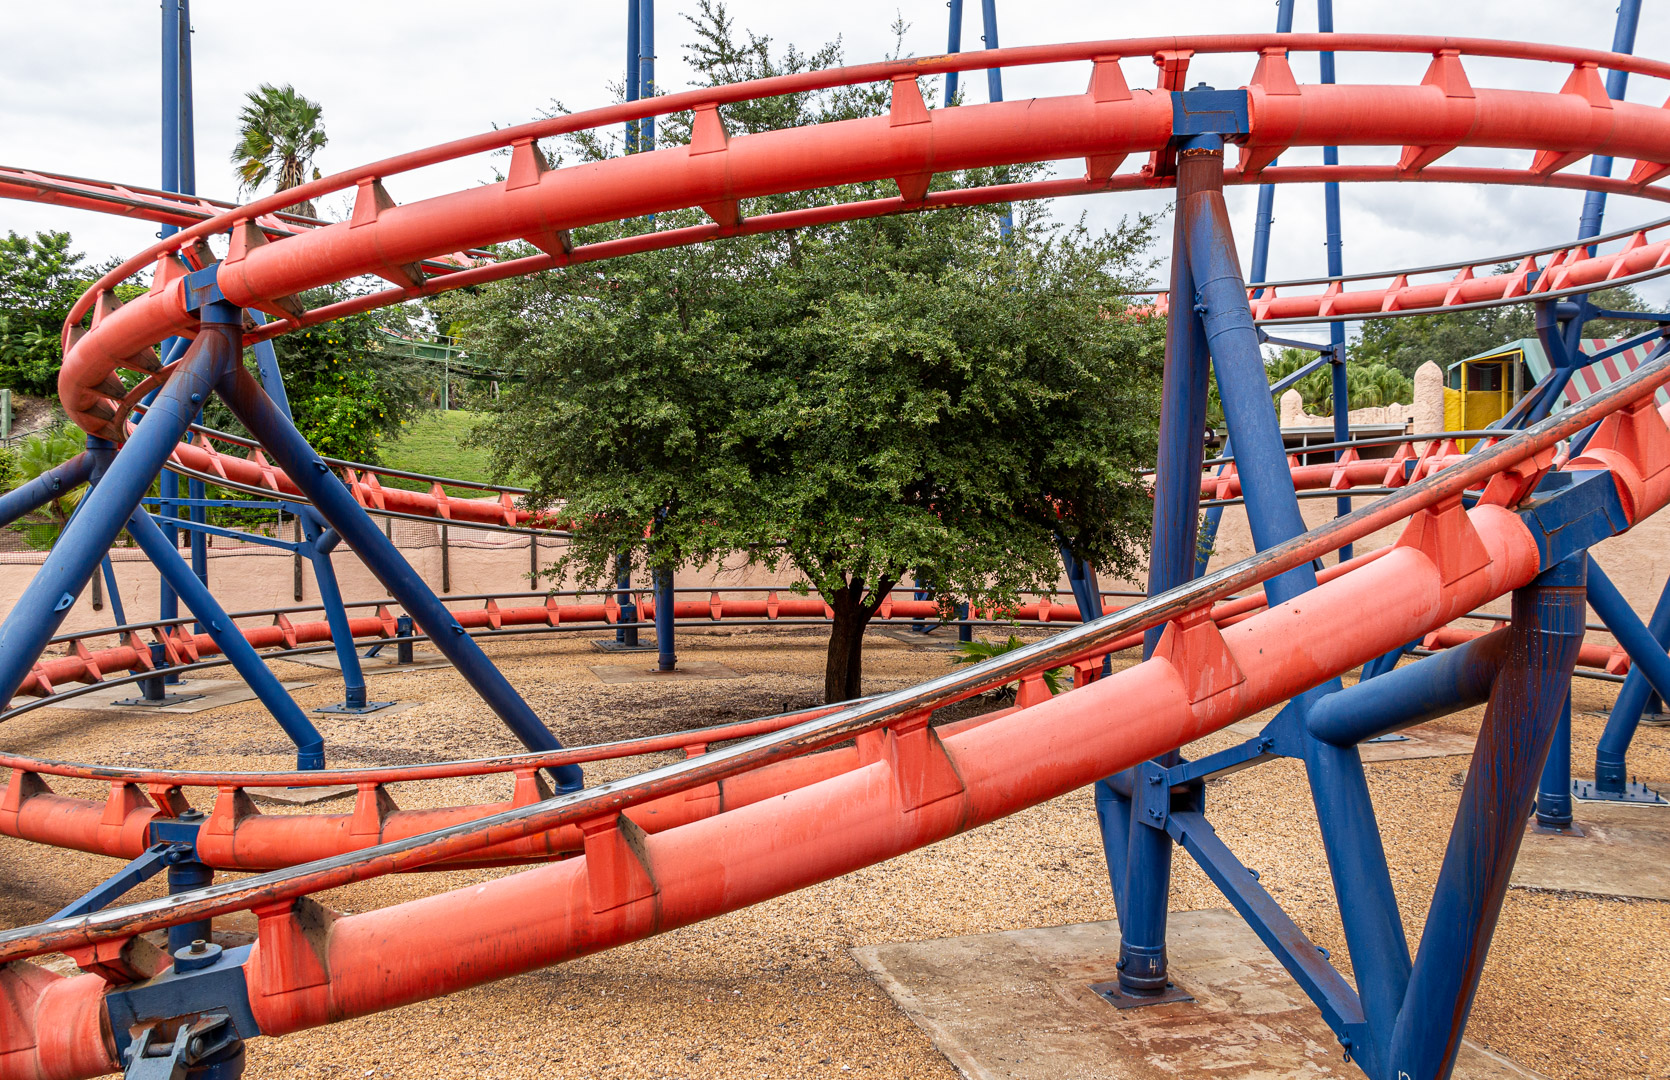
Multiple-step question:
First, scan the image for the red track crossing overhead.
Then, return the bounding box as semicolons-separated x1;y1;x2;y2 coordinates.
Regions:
50;35;1670;440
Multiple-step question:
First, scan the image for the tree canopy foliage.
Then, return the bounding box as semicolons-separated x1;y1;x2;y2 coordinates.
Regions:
232;83;328;215
1264;350;1413;417
442;2;1166;701
0;231;135;398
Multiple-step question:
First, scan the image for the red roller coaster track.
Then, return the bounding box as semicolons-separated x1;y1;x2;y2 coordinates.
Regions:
5;33;1670;1079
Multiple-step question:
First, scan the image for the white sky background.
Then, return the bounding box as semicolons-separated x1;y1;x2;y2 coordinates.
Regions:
8;1;1670;313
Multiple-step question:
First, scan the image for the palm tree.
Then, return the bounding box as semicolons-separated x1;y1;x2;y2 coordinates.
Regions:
230;83;328;215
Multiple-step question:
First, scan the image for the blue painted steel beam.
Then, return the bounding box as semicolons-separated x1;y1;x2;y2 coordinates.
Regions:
1594;570;1670;793
654;565;676;673
213;362;584;791
1585;560;1670;705
50;843;185;922
1577;0;1642;247
300;510;371;712
1536;697;1577;829
126;507;325;768
978;0;1012;238
1307;628;1509;746
637;0;655;152
0;324;231;705
0;453;92;530
944;0;965;105
625;0;641;151
1168;811;1368;1046
1387;554;1587;1077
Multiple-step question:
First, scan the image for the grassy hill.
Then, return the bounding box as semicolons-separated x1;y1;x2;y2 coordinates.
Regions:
378;410;508;492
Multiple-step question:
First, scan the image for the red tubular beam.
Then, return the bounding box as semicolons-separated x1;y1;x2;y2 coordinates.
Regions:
232;500;1540;1039
50;38;1670;437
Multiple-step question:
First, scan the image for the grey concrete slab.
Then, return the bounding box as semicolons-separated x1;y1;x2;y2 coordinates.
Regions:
286;648;452;673
587;660;743;685
874;627;965;651
854;910;1546;1080
1220;720;1475;762
1512;801;1670;901
12;679;315;716
245;784;358;806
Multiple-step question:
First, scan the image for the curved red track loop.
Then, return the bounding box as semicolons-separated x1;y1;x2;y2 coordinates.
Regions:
0;353;1663;961
48;33;1670;437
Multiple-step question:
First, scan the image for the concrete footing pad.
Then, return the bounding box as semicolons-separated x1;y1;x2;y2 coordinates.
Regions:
245;784;358;806
1512;801;1670;900
587;660;743;684
12;678;314;715
854;910;1546;1080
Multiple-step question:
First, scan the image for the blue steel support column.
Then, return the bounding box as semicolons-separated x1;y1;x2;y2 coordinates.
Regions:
301;513;376;714
126;508;325;768
0;454;92;530
616;552;639;647
625;0;641;152
653;564;677;673
1387;555;1587;1079
977;0;1013;238
0;324;231;703
214;363;584;791
1186;106;1412;1062
1112;130;1217;999
1577;0;1642;248
1246;0;1294;298
943;0;965;105
1195;435;1228;579
82;438;130;631
1576;567;1670;794
637;0;654;152
1536;699;1576;829
1318;0;1352;561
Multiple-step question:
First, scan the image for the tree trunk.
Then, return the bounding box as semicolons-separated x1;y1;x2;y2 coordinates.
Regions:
824;595;870;704
823;578;894;703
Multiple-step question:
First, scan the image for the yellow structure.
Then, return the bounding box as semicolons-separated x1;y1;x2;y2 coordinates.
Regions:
1444;340;1533;448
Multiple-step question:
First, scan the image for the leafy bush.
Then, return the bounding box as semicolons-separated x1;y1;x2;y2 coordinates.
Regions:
5;423;85;549
951;634;1069;696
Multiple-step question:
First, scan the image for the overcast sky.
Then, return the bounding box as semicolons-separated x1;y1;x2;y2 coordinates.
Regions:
8;2;1670;308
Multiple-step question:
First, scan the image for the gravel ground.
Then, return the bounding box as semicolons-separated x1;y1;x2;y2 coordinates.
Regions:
0;626;1666;1080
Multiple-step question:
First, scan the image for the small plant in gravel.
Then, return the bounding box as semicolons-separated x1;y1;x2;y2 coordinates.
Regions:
951;635;1068;698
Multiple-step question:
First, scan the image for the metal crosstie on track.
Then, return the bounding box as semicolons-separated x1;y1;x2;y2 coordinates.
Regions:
6;27;1670;1080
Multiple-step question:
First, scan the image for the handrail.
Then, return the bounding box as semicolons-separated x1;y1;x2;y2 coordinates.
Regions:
4;342;1661;963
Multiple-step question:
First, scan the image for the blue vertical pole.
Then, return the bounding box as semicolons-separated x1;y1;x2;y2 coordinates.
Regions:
625;0;641;152
978;0;1013;238
1388;555;1587;1079
1247;0;1295;297
1318;0;1351;561
653;564;676;672
944;0;964;105
1111;136;1216;999
1535;698;1576;829
0;324;232;703
616;552;638;647
158;1;183;646
215;361;584;792
1577;0;1642;247
637;0;654;153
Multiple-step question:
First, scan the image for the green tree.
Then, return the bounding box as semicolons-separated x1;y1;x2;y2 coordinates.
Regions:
443;4;1165;702
231;83;328;215
1263;349;1413;416
0;231;96;396
5;423;85;549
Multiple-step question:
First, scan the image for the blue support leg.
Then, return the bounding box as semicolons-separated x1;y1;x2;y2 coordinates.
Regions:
1580;561;1670;802
0;326;230;703
302;514;391;716
214;362;584;791
0;454;93;529
654;565;677;672
1387;555;1588;1079
1536;696;1578;830
126;508;325;769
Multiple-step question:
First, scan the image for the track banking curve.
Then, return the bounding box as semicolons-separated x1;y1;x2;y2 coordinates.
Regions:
6;32;1670;1080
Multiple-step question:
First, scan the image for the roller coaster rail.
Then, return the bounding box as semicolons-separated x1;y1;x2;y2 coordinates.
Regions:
9;26;1670;1080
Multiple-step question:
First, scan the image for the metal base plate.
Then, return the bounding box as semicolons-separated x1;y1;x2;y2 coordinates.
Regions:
313;700;398;715
1089;979;1196;1010
1572;778;1669;805
110;693;205;708
590;638;657;653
